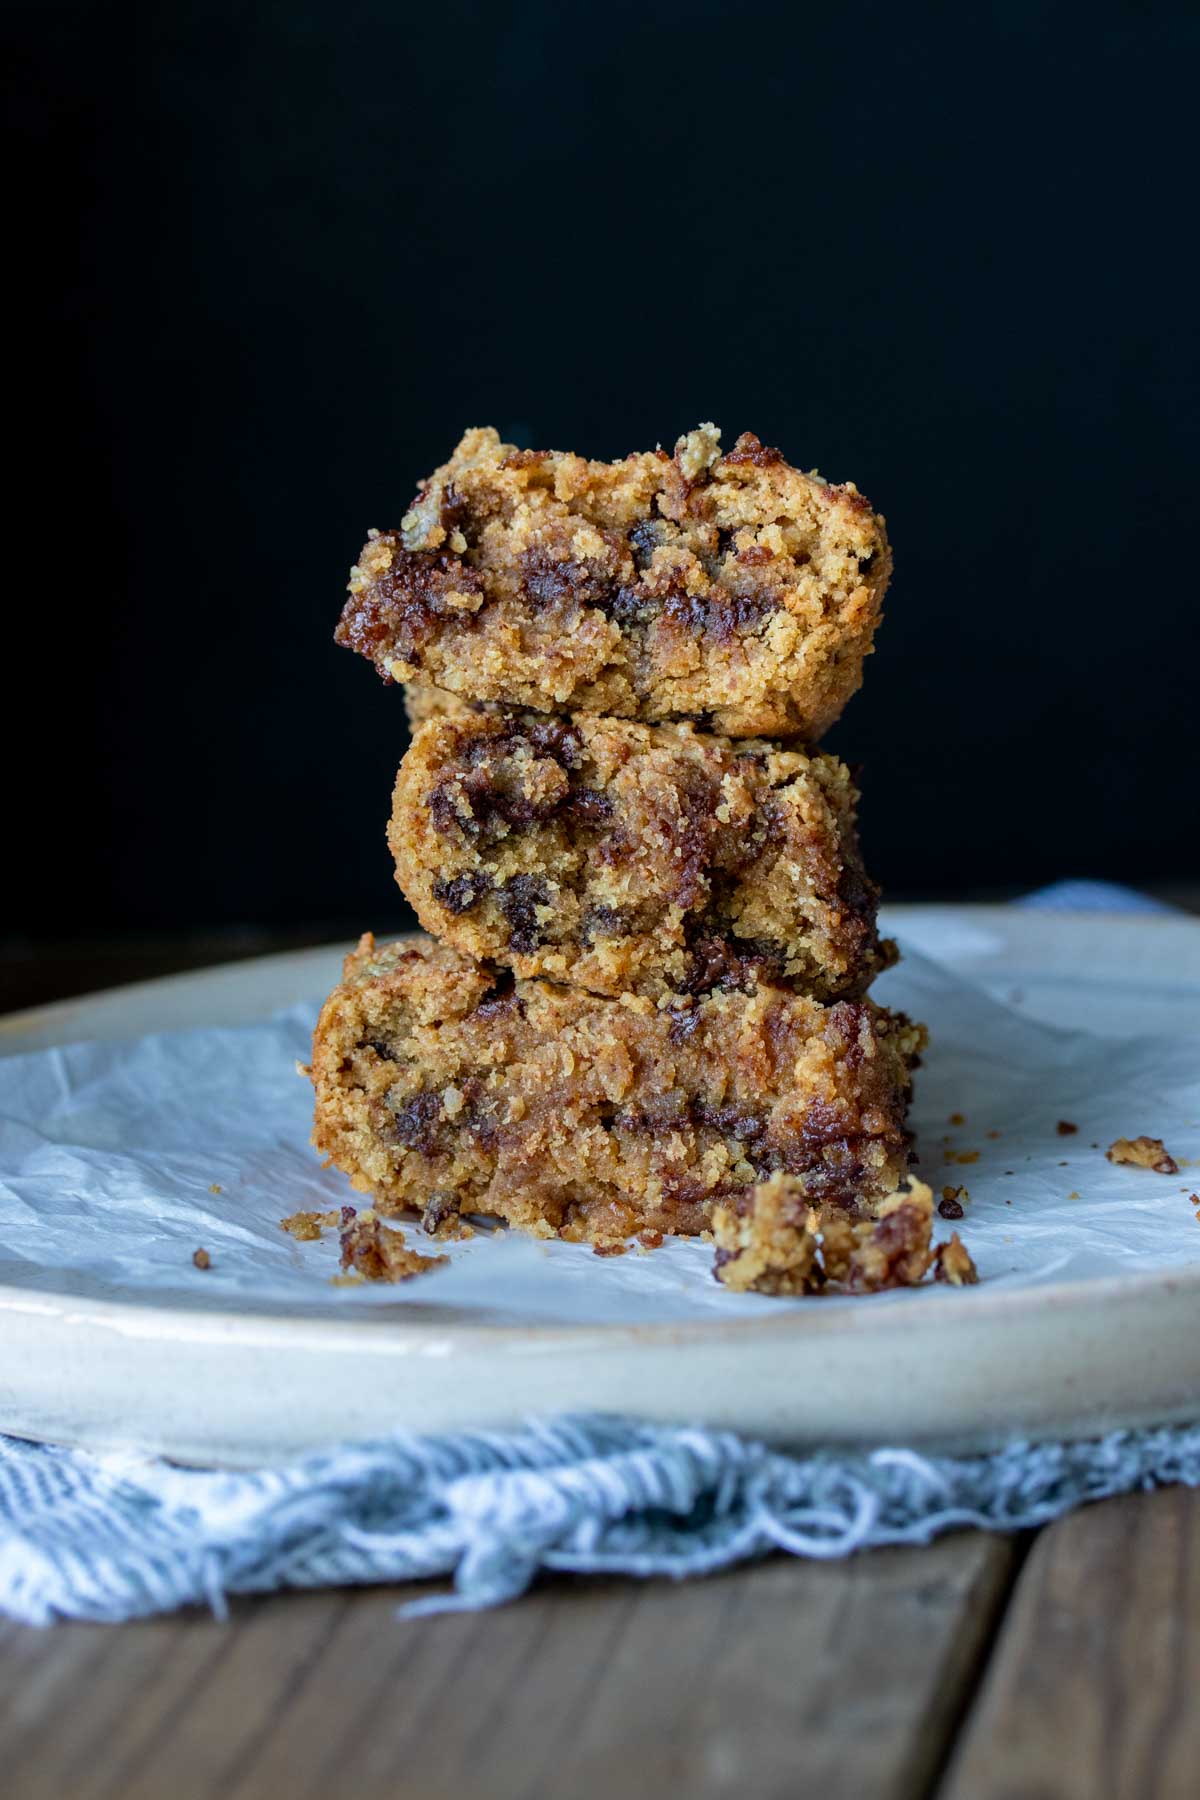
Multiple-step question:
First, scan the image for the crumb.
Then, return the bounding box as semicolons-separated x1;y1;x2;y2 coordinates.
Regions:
934;1234;978;1286
192;1248;211;1270
948;1112;966;1126
280;1209;342;1242
339;1209;448;1282
1004;1171;1014;1176
420;1193;477;1239
711;1174;977;1298
639;1229;665;1250
710;1174;821;1295
208;1183;223;1195
1106;1135;1179;1175
1058;1160;1069;1166
986;1130;1001;1139
593;1242;627;1257
1068;1190;1080;1199
938;1188;966;1220
945;1150;980;1166
1056;1120;1078;1136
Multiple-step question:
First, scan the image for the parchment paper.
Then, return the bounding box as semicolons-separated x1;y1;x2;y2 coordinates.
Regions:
1;939;1197;1324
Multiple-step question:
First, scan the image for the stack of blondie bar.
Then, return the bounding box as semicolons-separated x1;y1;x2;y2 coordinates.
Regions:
310;425;975;1293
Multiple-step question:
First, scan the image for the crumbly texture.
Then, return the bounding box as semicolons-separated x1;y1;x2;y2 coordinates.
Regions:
336;424;891;739
1106;1135;1179;1174
309;933;926;1246
710;1174;823;1294
712;1175;977;1295
389;709;892;1003
934;1232;979;1286
280;1208;342;1242
338;1208;448;1282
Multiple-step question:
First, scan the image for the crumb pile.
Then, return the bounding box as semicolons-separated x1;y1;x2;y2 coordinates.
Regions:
310;424;973;1294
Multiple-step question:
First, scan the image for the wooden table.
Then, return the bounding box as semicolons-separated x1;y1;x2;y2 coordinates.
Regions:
3;941;1199;1799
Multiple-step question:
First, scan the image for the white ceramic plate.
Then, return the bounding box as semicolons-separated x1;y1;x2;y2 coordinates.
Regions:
2;906;1199;1468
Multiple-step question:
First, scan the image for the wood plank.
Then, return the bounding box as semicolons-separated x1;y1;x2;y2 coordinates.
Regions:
0;1534;1017;1800
230;1536;1016;1800
0;1594;350;1800
940;1487;1200;1800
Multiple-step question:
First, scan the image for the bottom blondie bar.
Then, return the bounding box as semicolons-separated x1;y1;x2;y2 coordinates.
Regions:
309;934;925;1247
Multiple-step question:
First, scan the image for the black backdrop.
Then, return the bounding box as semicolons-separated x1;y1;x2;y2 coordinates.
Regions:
10;0;1198;941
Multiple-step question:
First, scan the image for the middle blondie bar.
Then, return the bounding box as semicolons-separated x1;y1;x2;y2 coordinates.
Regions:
390;708;892;1003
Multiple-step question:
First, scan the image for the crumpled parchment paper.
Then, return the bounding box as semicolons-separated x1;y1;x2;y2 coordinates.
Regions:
1;934;1197;1325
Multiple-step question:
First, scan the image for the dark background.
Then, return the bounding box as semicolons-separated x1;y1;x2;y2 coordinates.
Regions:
8;0;1198;979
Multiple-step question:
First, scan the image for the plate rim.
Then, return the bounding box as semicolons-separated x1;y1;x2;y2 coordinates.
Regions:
2;1258;1197;1351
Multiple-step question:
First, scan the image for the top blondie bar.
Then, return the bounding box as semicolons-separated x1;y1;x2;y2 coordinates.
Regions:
336;424;891;739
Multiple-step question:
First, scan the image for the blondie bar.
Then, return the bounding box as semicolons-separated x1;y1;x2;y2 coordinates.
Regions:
336;424;890;739
389;709;891;1002
309;934;925;1247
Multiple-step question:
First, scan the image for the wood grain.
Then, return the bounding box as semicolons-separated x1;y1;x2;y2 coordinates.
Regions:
940;1487;1200;1800
1;1535;1015;1800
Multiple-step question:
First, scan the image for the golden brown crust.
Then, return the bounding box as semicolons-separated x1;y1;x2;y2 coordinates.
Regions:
389;710;892;1003
309;933;925;1247
337;425;890;738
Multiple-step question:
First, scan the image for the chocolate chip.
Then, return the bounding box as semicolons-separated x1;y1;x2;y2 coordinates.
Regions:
496;874;549;953
474;970;523;1021
667;1005;702;1044
661;586;775;645
432;871;493;914
387;1091;444;1153
564;787;613;825
520;718;583;768
335;536;484;664
681;931;787;996
582;904;633;944
427;759;566;843
519;548;617;612
602;584;657;627
628;519;664;569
